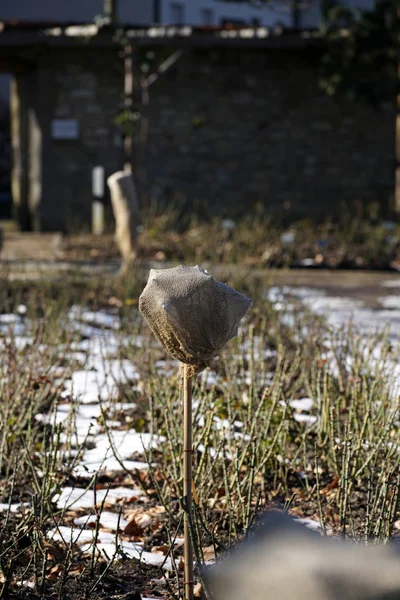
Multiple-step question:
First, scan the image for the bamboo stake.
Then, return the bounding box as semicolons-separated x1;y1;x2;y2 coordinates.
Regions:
183;364;194;600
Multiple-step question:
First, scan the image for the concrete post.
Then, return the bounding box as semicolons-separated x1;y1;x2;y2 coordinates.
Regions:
107;170;140;270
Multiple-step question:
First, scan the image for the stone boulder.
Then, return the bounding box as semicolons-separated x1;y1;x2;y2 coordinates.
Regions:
207;510;400;600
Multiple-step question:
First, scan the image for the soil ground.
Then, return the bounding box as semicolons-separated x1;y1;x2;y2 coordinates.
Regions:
1;233;400;599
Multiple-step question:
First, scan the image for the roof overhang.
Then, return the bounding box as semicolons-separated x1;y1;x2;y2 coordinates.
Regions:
0;21;323;50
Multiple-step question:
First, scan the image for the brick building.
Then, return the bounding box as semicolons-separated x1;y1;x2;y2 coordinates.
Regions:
0;22;395;231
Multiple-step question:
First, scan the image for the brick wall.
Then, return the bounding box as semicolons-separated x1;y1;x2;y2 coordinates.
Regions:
140;47;395;220
18;44;395;231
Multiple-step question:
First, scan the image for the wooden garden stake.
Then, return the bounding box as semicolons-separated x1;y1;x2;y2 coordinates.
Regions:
183;365;194;600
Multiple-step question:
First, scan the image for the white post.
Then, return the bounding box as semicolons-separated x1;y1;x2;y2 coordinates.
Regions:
92;166;105;235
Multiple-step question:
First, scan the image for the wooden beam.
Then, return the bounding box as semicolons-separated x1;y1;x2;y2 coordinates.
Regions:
146;49;185;88
104;0;117;24
395;63;400;213
123;43;134;172
10;74;30;230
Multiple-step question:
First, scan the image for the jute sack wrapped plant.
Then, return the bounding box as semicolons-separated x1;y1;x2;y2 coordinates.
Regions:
139;265;251;600
139;264;252;376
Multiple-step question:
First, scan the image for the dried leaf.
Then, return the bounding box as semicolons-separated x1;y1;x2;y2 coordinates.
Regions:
327;475;339;490
69;565;85;577
124;517;144;536
125;495;140;504
192;481;199;504
43;542;66;562
202;545;216;562
194;582;204;598
47;564;63;580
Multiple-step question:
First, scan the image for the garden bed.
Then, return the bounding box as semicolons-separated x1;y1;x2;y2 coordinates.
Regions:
0;267;399;599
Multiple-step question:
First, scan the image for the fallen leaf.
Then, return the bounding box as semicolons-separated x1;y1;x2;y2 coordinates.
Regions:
47;564;63;580
327;475;339;490
202;545;216;562
192;481;199;504
124;517;144;536
217;487;226;498
69;565;85;577
194;582;204;598
125;495;140;504
43;542;66;562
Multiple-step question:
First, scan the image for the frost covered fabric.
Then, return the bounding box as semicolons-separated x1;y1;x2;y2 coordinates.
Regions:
139;265;252;375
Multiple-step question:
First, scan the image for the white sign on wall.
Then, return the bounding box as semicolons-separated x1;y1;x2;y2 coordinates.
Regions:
51;119;79;140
